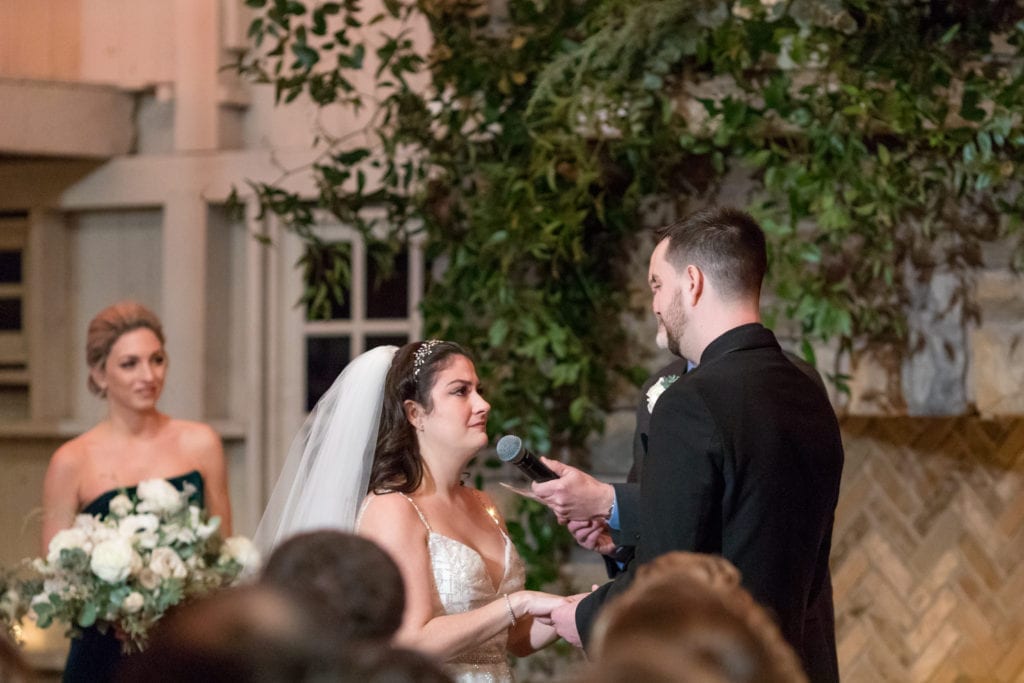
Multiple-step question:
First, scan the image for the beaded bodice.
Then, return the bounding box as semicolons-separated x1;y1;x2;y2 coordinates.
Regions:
400;492;525;683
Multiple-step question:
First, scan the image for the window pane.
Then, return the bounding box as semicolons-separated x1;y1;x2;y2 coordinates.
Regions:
0;298;22;331
306;336;350;411
366;245;409;319
0;251;21;284
304;242;352;321
366;335;408;351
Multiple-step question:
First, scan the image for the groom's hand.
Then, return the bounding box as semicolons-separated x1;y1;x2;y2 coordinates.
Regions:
550;592;587;648
567;519;616;555
531;458;615;523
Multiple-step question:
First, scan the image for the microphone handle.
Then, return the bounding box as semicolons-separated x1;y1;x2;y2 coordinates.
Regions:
517;456;559;483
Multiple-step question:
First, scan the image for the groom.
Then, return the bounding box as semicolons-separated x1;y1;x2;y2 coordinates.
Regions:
547;207;844;682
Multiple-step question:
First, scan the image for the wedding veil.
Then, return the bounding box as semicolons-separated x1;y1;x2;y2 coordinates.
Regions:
253;345;399;554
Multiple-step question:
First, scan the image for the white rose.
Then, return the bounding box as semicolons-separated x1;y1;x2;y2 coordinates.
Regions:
72;514;103;531
90;537;134;583
148;547;188;580
645;374;680;413
221;536;261;577
196;516;221;541
137;530;160;550
122;591;145;614
166;525;196;545
136;479;185;514
108;494;134;518
47;528;91;564
118;514;160;538
137;568;161;591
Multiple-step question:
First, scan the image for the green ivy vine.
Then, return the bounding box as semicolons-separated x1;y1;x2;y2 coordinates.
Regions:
235;0;1024;580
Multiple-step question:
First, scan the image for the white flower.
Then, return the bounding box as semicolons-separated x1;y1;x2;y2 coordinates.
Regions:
108;494;134;518
163;524;196;545
646;374;681;413
47;528;91;564
118;514;160;538
137;568;161;591
122;592;144;614
90;537;134;583
221;537;261;577
136;479;186;514
72;514;103;531
148;547;188;580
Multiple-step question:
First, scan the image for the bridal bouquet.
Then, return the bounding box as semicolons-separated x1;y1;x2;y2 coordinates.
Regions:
20;478;260;651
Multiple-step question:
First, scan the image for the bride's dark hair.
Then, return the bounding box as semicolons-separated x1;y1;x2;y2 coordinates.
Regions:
369;340;471;493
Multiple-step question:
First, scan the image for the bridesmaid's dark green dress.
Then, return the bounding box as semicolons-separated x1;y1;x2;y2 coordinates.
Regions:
61;470;204;683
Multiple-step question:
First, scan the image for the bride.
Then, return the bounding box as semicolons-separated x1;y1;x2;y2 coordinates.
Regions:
255;341;565;681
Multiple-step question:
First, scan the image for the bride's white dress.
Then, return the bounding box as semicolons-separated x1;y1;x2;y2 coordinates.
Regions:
397;491;526;683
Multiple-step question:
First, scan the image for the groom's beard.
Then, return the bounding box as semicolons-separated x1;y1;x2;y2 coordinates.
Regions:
656;325;669;350
663;291;687;358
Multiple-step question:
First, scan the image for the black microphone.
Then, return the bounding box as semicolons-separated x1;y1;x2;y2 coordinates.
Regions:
496;435;559;483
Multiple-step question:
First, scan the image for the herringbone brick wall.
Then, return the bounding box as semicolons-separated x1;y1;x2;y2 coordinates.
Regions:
834;417;1024;682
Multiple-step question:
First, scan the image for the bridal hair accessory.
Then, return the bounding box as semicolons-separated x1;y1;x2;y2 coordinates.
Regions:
413;339;444;378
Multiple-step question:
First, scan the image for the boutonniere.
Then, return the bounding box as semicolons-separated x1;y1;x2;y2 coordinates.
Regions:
646;374;680;413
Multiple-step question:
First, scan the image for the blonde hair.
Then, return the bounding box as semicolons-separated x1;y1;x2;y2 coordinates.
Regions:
85;300;165;396
588;552;808;683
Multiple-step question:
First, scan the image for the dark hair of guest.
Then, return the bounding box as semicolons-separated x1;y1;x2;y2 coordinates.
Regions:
260;530;404;642
369;340;472;493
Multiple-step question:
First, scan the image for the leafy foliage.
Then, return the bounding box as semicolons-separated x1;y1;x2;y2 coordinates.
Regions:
236;0;1024;578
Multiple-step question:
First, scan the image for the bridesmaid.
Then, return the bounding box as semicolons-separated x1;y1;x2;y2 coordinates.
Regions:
40;300;232;683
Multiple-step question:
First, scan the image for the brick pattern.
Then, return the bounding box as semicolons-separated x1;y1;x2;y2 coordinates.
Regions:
834;417;1024;682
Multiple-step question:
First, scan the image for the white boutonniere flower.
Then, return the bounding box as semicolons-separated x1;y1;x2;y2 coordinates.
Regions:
646;374;680;413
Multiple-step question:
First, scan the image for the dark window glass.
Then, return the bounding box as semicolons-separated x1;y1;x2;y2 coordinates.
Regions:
0;251;21;284
0;298;22;331
306;336;350;410
366;334;408;351
366;245;409;319
305;242;352;321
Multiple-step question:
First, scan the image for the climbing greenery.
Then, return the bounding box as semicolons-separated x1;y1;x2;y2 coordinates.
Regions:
236;0;1024;456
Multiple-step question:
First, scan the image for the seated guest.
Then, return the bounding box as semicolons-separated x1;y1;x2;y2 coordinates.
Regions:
116;584;452;682
583;552;807;683
259;529;405;643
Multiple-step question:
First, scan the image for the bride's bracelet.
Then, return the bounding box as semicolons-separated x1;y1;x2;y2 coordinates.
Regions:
503;593;518;628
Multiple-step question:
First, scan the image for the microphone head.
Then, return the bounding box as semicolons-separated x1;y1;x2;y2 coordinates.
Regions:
496;435;522;463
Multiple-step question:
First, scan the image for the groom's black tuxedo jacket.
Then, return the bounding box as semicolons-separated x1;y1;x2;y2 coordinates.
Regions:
577;324;844;683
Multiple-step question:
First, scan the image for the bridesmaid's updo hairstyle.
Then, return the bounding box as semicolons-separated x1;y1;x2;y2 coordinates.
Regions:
370;340;471;493
86;300;165;396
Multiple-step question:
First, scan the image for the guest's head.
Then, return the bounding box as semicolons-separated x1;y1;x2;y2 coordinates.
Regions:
371;340;488;492
649;207;765;360
260;529;404;642
0;632;31;683
118;584;452;682
116;584;337;682
588;552;807;683
85;300;166;399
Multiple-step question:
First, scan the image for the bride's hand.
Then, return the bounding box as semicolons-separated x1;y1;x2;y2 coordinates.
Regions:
509;590;570;620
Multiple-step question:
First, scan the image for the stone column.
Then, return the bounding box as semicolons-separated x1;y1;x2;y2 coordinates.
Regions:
173;0;219;151
160;194;207;420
